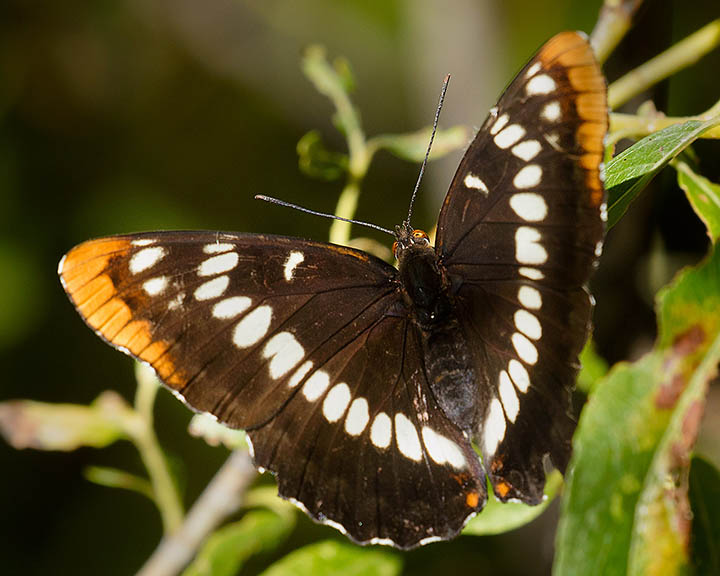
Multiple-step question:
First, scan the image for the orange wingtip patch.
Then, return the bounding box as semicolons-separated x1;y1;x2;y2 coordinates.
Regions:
567;65;605;93
495;481;511;499
74;275;116;317
59;239;131;289
579;152;603;171
86;296;132;339
577;122;606;153
538;31;588;66
575;93;607;123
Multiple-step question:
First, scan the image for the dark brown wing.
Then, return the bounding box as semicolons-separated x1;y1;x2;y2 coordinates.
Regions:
436;31;607;502
59;230;485;547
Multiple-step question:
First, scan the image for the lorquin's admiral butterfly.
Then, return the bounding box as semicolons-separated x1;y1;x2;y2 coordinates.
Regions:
58;31;607;549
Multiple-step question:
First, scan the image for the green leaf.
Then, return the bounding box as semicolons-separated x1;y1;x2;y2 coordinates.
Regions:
332;56;355;94
689;456;720;575
259;540;402;576
297;130;348;181
301;45;363;147
243;486;297;521
183;510;295;576
84;466;154;500
606;118;720;229
0;391;131;451
555;246;720;576
577;338;610;394
463;470;562;536
554;355;667;576
674;160;720;243
368;125;469;163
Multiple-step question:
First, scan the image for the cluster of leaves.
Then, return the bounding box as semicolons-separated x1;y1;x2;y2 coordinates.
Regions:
1;2;720;575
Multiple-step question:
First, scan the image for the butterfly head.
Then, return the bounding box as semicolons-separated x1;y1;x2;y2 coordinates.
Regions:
392;222;431;261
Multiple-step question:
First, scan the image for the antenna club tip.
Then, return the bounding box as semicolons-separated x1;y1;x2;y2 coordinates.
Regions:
444;73;451;83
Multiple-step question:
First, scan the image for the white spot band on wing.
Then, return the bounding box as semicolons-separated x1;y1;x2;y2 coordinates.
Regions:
283;251;305;281
213;296;252;319
483;398;506;455
394;413;422;462
130;247;166;275
262;331;305;379
515;226;548;265
370;412;392;449
232;305;272;348
194;275;230;301
322;383;351;422
198;252;239;277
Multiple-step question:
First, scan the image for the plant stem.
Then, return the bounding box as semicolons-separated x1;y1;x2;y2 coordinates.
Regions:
590;0;644;64
301;46;371;245
329;178;363;245
610;99;720;139
608;19;720;109
132;365;184;534
136;450;256;576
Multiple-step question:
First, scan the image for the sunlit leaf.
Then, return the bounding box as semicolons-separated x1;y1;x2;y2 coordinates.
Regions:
84;466;154;500
0;391;131;451
369;125;468;163
555;246;720;576
606;118;720;229
260;540;402;576
463;470;562;536
183;510;295;576
577;338;610;394
689;456;720;575
675;160;720;243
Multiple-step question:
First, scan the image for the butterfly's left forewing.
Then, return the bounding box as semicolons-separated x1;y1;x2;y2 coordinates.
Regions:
59;231;485;548
436;31;607;503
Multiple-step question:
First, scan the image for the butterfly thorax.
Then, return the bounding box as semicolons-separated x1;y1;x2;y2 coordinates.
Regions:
395;225;450;330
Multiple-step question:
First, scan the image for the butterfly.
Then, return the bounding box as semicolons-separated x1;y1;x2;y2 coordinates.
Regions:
58;31;607;549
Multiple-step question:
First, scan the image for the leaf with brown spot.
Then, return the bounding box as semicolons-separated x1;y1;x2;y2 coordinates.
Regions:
555;246;720;575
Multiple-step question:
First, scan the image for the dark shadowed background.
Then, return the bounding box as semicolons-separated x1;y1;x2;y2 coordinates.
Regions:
1;1;718;574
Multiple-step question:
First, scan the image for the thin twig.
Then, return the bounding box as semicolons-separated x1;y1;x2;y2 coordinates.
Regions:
590;0;645;64
608;19;720;109
136;450;256;576
132;365;184;534
610;99;720;139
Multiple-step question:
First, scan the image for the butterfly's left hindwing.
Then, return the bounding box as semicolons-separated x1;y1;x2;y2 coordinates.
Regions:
59;230;485;548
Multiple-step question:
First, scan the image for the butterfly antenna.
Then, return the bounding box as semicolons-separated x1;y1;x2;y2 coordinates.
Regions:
255;195;395;237
406;74;451;227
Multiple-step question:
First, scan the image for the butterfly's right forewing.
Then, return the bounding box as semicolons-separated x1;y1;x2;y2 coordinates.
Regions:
59;230;485;548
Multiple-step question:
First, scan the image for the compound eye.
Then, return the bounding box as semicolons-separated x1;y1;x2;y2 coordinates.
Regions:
412;229;429;241
392;241;399;258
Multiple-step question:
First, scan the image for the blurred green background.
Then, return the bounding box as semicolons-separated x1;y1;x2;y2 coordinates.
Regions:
1;1;718;574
